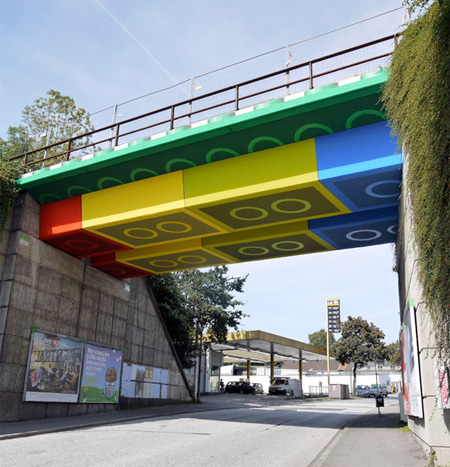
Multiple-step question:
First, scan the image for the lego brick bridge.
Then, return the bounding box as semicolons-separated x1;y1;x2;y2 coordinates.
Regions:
13;35;402;279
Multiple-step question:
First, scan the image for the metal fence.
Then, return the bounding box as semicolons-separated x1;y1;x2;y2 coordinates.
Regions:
11;8;405;172
308;386;329;397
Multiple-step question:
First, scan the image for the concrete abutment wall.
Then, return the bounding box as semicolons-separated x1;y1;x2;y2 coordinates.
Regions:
397;164;450;465
0;193;193;422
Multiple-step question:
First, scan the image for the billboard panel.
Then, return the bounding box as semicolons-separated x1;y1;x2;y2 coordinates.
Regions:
120;363;165;399
24;330;83;403
80;344;123;403
400;300;423;418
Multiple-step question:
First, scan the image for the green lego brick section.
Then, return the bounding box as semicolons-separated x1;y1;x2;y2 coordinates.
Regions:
17;69;389;205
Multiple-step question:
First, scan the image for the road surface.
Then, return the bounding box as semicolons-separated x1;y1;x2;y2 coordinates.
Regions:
1;395;398;467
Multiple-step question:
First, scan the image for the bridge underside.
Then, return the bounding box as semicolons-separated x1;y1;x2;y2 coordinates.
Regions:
19;69;402;279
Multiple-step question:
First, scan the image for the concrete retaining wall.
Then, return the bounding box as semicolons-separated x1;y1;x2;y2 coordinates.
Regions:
0;193;193;422
396;167;450;464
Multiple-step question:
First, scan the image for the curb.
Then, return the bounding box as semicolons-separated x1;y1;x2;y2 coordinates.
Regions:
0;405;239;441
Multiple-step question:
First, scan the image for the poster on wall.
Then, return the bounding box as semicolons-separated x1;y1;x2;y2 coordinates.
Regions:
23;329;83;403
79;344;122;403
120;363;166;399
434;361;449;409
400;300;423;418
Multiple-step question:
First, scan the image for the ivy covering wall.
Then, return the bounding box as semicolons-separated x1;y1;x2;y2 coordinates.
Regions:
382;0;450;362
0;158;20;239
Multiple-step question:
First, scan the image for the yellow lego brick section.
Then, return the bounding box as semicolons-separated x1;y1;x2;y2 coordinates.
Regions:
82;171;227;248
202;220;333;263
116;237;234;274
82;171;185;228
184;139;350;232
184;139;318;204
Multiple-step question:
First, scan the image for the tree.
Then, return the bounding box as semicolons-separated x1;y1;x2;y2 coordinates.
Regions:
1;89;94;164
0;126;34;159
147;273;197;369
148;266;247;377
0;152;21;240
308;329;336;352
175;266;246;344
1;90;95;240
386;340;402;367
334;316;387;394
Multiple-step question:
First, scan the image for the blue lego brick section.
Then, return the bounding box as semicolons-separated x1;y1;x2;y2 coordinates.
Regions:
309;206;398;249
316;122;402;212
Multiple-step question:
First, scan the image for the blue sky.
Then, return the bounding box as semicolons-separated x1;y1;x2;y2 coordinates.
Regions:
0;0;405;344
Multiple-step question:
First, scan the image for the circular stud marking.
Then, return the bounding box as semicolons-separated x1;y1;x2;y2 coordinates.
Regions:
178;255;207;264
387;225;397;235
365;180;400;199
345;110;386;129
294;123;333;141
247;136;283;153
156;222;192;234
67;185;91;197
97;177;123;190
65;239;98;250
272;241;305;251
230;206;268;221
130;168;159;181
149;259;178;268
165;158;196;173
346;229;382;242
238;246;270;256
206;148;239;163
271;198;312;214
124;228;158;240
38;193;63;204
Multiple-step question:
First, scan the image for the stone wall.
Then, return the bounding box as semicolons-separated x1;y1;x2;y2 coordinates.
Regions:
0;193;193;422
396;169;450;465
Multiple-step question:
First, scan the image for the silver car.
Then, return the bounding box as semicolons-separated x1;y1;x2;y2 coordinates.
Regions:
355;385;370;397
369;384;388;397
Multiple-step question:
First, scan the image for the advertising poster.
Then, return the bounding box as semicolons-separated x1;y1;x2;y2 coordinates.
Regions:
400;300;423;418
80;344;122;403
434;361;450;409
24;330;83;403
120;363;166;399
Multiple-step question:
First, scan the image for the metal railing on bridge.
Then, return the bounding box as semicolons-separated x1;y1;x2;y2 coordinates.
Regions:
10;34;400;174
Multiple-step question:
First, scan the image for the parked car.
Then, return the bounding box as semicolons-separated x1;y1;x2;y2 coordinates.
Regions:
225;381;256;394
369;384;388;397
252;383;264;395
355;385;370;397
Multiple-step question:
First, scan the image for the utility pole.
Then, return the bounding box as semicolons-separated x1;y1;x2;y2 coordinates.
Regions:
326;308;331;388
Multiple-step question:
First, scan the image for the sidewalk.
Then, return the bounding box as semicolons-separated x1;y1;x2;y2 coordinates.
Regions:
312;402;428;467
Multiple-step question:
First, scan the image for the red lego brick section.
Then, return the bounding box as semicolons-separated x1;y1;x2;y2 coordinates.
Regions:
40;196;82;239
91;253;151;279
40;196;130;258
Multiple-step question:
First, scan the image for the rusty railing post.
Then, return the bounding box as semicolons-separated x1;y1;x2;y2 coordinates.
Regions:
309;62;314;89
66;139;72;161
235;85;240;111
170;105;175;130
114;123;120;147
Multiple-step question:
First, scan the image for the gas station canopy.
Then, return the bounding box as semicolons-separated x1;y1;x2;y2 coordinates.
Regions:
210;330;328;363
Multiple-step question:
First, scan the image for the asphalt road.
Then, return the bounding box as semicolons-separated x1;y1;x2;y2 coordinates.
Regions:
1;395;398;467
